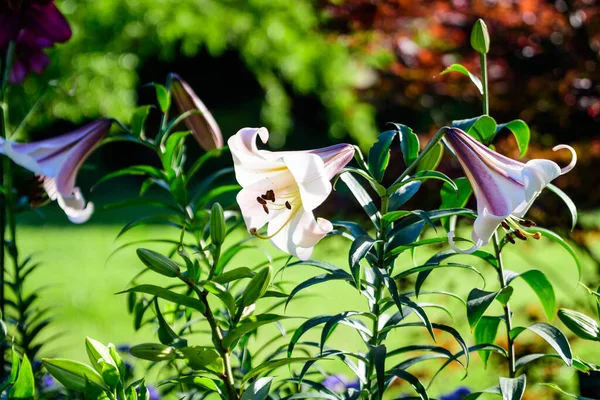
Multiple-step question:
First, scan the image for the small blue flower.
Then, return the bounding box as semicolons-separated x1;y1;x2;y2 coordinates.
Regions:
440;386;471;400
117;344;131;352
42;374;55;389
147;385;160;400
322;374;360;393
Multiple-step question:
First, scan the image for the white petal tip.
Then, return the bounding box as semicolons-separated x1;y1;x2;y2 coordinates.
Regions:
448;231;482;254
552;144;577;174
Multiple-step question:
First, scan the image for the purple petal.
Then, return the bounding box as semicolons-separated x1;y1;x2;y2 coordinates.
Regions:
8;59;27;84
26;2;72;44
24;48;50;74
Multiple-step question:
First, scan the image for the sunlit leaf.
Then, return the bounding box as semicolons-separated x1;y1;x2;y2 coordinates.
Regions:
368;130;397;182
439;64;483;94
510;323;572;366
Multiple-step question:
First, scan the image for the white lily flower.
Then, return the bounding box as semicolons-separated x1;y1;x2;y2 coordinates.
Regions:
443;127;576;253
0;118;113;223
229;127;354;260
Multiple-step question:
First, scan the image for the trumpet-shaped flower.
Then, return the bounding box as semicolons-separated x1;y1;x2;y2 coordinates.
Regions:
169;73;223;151
443;127;576;253
229;127;354;260
0;118;113;223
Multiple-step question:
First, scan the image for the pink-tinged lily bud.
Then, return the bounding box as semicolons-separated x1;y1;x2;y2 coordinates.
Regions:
0;118;113;223
228;127;354;260
168;73;223;151
443;127;577;253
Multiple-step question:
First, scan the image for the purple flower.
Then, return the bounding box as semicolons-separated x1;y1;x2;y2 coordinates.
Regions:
322;374;360;393
168;73;223;152
0;118;113;222
41;374;55;388
0;0;71;48
443;127;576;253
0;0;71;83
147;385;160;400
440;386;471;400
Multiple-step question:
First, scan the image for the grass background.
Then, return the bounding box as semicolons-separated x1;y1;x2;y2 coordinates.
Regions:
16;200;600;399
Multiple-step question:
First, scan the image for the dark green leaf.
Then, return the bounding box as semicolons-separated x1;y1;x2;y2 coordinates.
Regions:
179;346;224;374
368;130;397;182
390;123;420;166
94;165;165;189
372;345;386;398
440;177;472;231
349;235;375;289
384;368;428;400
242;357;316;384
154;299;186;347
388;180;421;211
386;170;457;197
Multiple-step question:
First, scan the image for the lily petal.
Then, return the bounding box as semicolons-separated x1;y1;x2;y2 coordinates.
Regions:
43;178;94;224
283;152;331;211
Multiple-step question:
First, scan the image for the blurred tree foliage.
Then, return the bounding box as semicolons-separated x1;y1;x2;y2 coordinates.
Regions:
10;0;383;148
322;0;600;210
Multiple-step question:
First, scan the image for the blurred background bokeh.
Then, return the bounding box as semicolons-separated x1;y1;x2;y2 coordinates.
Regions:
7;0;600;398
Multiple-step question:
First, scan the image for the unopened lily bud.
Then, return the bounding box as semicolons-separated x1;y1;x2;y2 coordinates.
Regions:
241;265;272;307
168;73;223;151
42;358;108;392
136;248;180;278
129;343;177;361
210;203;226;245
471;19;490;55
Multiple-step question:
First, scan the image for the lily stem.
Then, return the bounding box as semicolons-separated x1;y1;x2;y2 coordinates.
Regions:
493;232;516;378
480;53;489;115
365;195;388;399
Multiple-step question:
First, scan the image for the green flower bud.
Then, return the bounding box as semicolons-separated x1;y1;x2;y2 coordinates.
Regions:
129;343;178;361
136;248;180;278
42;358;108;392
210;203;226;245
471;19;490;54
241;265;272;307
558;308;600;341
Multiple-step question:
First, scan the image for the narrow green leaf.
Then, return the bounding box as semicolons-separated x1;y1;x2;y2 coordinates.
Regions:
129;343;178;361
388;180;421;211
368;130;397;182
440;177;472;231
495;120;530;157
499;375;526;400
510;323;572;366
179;346;224;374
119;285;206;313
339;172;380;229
385;369;428;400
154;299;186;347
539;383;597;400
372;345;386;398
212;267;254;284
439;64;483;95
242;357;317;384
223;314;290;349
546;183;577;230
349;235;375;289
525;227;581;280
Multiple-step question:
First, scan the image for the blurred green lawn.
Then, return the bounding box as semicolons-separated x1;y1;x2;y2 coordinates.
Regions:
16;206;600;398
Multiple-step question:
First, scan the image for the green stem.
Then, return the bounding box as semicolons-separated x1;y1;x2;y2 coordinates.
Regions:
480;53;489;115
364;195;388;398
493;232;515;378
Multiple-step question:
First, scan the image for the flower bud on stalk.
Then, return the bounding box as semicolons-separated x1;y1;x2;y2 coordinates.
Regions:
210;202;226;246
168;73;223;151
136;248;180;278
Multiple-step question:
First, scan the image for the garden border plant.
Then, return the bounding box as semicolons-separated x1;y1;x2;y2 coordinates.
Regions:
0;9;596;400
